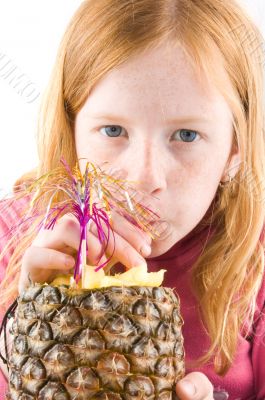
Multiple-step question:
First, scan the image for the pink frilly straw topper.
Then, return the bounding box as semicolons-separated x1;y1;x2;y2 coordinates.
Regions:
0;157;163;284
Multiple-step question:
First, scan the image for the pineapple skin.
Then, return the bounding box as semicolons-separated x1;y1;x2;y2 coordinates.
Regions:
7;284;185;399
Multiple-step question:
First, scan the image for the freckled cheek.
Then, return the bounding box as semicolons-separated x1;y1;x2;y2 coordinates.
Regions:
75;134;113;171
170;156;222;194
166;159;220;229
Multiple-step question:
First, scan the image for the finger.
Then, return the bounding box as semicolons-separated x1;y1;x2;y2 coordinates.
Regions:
90;252;120;274
108;209;152;245
86;225;148;270
32;214;80;252
176;372;214;400
19;246;76;292
90;212;152;259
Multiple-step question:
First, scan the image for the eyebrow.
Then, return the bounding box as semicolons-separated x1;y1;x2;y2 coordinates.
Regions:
88;113;212;124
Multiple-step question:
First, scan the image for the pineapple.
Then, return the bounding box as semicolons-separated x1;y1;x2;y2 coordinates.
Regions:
6;266;185;400
3;158;185;398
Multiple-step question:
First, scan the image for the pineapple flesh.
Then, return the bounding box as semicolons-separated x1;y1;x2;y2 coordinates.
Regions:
52;264;167;289
7;281;185;399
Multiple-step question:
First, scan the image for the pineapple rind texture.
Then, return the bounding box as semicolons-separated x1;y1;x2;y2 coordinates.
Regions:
7;284;185;399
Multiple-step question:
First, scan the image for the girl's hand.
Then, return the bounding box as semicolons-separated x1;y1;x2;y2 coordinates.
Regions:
176;372;214;400
19;211;152;294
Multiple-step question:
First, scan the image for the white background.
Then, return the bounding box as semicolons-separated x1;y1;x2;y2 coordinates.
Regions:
0;0;264;197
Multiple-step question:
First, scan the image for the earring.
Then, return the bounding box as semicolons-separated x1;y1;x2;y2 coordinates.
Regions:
219;174;233;188
219;174;237;197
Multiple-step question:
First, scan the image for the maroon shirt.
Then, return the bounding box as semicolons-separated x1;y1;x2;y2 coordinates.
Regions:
0;196;265;399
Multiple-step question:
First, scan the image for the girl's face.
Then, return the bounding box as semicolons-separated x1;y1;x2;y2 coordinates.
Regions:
74;41;240;257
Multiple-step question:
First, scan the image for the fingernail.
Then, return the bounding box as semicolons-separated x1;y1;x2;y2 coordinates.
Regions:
140;244;152;257
65;256;75;268
179;380;197;397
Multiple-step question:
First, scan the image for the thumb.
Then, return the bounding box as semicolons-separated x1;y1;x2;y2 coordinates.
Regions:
176;372;214;400
176;379;197;399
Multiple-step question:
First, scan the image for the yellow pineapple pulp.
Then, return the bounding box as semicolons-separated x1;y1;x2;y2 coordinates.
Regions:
51;264;167;289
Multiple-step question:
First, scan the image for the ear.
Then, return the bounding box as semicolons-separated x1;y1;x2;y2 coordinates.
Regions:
221;143;241;182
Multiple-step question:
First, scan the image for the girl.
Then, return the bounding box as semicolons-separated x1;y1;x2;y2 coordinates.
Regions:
1;0;265;399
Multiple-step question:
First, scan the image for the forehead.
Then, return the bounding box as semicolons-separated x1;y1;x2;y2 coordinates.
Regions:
83;41;232;121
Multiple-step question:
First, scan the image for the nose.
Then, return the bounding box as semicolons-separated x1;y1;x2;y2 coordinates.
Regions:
121;138;168;197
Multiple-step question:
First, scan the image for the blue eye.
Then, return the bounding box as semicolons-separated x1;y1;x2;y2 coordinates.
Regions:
99;125;199;143
99;125;124;137
173;129;199;143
